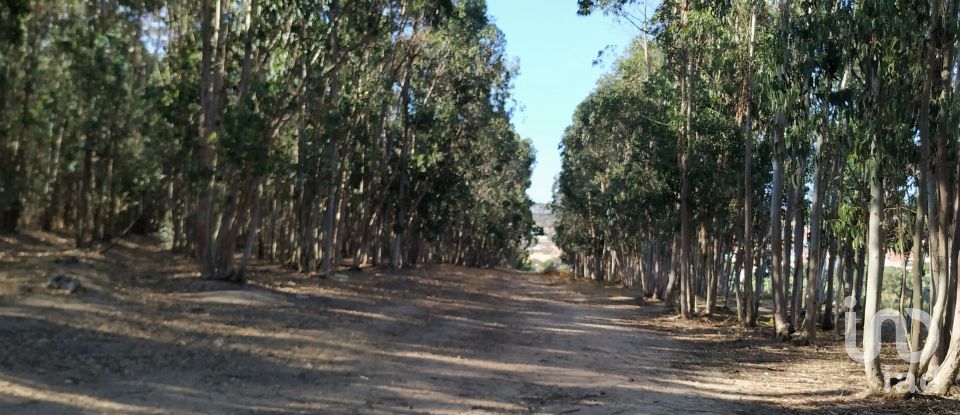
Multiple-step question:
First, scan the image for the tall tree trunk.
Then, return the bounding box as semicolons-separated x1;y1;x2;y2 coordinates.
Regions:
919;6;948;369
862;151;886;394
802;132;826;341
769;126;789;339
929;152;960;394
739;6;757;327
768;0;793;330
782;179;795;323
907;170;927;390
676;0;697;318
392;54;415;271
195;0;224;279
320;0;342;278
790;161;807;328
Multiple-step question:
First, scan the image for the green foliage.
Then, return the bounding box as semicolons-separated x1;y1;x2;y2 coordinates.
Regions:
563;0;947;341
554;2;746;277
0;0;534;269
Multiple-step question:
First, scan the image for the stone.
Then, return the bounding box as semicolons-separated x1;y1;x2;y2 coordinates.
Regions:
45;274;83;294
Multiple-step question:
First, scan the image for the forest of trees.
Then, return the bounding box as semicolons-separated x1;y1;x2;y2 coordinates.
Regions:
0;0;536;280
557;0;960;394
6;0;960;403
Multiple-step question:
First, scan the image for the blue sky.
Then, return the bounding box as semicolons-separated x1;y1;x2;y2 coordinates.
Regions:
486;0;639;204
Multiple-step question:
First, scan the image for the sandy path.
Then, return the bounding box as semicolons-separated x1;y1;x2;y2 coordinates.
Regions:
1;238;751;415
5;234;960;414
332;266;751;415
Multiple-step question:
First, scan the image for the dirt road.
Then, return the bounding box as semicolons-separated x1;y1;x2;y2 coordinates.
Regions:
1;233;954;414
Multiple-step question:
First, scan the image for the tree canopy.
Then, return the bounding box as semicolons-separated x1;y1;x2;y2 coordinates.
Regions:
560;0;960;395
0;0;536;280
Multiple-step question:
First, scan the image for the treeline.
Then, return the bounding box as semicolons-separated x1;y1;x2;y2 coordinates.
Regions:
0;0;535;279
560;0;960;394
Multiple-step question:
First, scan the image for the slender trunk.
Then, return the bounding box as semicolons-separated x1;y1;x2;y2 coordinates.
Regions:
664;235;679;307
802;132;826;341
834;242;849;334
320;145;339;277
43;125;65;230
769;128;789;339
735;246;745;323
77;139;94;247
740;8;756;324
897;208;909;329
676;0;696;319
851;248;864;318
680;150;692;318
705;235;720;315
195;0;224;279
790;161;807;328
929;165;960;394
238;180;264;275
753;249;763;318
820;236;837;331
920;26;947;370
782;179;795;323
392;54;415;271
320;0;342;278
862;151;885;394
907;171;926;388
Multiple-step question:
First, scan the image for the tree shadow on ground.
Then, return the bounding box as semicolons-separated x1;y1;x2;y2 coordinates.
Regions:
2;233;960;414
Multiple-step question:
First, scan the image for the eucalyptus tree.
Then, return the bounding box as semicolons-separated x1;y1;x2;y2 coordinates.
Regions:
0;0;30;232
554;37;677;287
733;0;761;328
925;0;960;394
568;0;744;317
845;0;926;393
194;0;338;280
1;0;536;279
764;0;794;339
792;0;850;342
569;0;960;395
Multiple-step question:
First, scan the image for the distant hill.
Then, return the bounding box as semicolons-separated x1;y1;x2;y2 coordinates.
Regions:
528;203;561;268
531;203;556;236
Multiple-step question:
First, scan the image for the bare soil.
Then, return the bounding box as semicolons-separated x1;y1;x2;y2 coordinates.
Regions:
2;232;959;414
